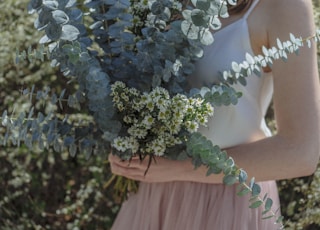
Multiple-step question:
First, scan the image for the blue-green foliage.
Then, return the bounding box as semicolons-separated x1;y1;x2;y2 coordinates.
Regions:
10;0;243;159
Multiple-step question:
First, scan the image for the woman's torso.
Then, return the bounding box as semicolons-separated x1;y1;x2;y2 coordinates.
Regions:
192;0;274;148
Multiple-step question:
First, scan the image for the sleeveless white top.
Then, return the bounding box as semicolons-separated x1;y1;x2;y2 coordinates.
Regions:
195;0;273;148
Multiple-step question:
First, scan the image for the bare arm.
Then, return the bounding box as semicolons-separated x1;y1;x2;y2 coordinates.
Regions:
183;0;320;183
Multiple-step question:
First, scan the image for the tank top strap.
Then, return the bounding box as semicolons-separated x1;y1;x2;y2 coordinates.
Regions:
243;0;260;19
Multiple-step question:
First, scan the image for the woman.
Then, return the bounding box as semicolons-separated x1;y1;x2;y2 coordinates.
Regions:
109;0;320;229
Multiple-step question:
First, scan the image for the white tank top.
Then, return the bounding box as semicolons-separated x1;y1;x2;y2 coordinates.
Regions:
195;0;274;148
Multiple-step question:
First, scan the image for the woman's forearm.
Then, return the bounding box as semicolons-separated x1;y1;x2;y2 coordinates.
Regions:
179;132;319;184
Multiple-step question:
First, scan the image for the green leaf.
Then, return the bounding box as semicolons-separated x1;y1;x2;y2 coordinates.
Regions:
227;0;237;6
206;165;222;175
196;0;211;11
52;10;69;25
61;25;80;41
264;198;273;211
236;184;251;196
223;174;238;185
209;16;221;31
45;22;62;41
199;29;214;45
249;200;263;209
191;9;208;27
251;183;261;196
238;169;248;183
151;1;165;15
262;215;274;220
276;215;284;224
181;20;199;39
249;177;255;189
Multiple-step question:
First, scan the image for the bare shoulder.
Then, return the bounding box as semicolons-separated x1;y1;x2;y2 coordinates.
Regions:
262;0;315;39
247;0;315;55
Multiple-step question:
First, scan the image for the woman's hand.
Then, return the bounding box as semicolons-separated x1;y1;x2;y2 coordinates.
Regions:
108;154;193;183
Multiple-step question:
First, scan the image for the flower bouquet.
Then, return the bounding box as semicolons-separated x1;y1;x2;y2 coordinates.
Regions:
13;0;244;180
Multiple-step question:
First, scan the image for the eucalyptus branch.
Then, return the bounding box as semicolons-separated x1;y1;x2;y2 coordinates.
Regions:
16;44;50;63
222;30;320;85
186;132;284;229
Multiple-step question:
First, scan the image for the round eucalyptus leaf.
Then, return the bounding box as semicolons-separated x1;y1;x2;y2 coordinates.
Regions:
52;10;70;25
264;198;273;211
182;9;192;22
223;174;238;185
151;1;165;15
199;29;214;45
39;35;51;44
155;19;167;30
158;7;171;21
181;20;199;39
68;8;83;21
90;21;103;30
69;143;77;157
219;4;229;18
196;0;211;11
64;136;75;146
79;52;91;62
238;169;248;183
227;0;237;6
65;0;77;8
28;0;42;13
60;25;80;41
191;9;208;26
251;183;262;196
45;22;62;41
35;9;52;30
43;0;59;10
104;0;117;4
249;200;263;209
209;16;221;31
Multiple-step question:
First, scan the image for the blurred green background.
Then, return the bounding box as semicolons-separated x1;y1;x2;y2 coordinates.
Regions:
0;0;319;229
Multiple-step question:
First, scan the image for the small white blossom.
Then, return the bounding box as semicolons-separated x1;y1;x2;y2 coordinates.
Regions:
167;121;181;134
129;88;139;97
112;137;128;152
155;97;169;111
147;138;166;156
132;99;144;111
116;102;125;112
146;101;154;111
120;92;129;102
112;95;120;104
128;137;139;153
157;110;167;121
128;125;148;139
112;136;139;153
123;115;133;124
205;103;214;115
142;115;155;128
185;120;199;133
197;116;208;126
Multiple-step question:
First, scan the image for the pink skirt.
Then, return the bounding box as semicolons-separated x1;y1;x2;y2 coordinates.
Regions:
111;181;281;230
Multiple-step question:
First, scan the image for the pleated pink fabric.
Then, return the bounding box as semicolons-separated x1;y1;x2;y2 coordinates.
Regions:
111;181;281;230
111;0;281;229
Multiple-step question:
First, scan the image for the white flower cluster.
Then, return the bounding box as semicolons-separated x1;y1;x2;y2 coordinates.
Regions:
110;81;214;157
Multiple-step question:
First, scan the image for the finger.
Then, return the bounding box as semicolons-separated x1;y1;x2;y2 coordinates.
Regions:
109;154;133;167
108;153;121;163
111;163;146;179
